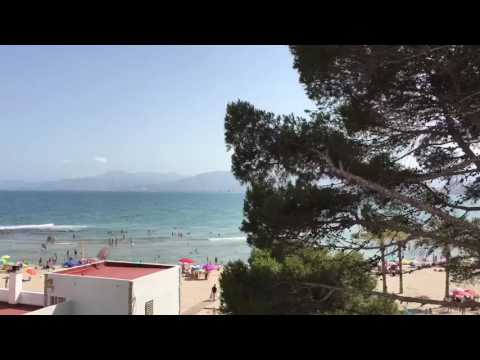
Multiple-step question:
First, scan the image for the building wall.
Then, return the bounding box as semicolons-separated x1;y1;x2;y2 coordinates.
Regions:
47;275;131;315
0;288;43;306
26;300;73;315
0;289;7;302
18;291;44;306
131;266;180;315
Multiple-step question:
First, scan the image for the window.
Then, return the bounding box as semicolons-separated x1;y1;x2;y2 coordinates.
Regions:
145;300;154;315
50;296;65;305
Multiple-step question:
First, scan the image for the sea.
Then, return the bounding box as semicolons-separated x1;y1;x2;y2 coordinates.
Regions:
0;191;251;265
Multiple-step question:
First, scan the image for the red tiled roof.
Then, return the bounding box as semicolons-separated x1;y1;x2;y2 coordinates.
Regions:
55;261;171;280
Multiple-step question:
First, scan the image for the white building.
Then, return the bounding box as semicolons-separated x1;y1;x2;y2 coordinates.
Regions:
0;260;181;315
27;260;181;315
0;270;45;315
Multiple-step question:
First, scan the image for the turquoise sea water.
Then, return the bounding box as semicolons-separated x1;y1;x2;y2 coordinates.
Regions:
0;191;251;265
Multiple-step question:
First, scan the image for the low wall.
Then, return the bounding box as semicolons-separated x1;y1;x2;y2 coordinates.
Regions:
26;300;73;315
0;289;8;302
18;291;44;306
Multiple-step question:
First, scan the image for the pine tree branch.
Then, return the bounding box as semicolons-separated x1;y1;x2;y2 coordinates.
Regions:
301;281;480;309
323;153;461;225
446;117;480;170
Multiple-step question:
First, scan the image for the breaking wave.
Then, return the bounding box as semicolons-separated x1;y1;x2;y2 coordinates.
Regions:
0;224;88;232
208;236;246;242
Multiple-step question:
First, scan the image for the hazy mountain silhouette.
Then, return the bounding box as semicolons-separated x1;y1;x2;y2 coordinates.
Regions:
150;171;245;193
0;171;245;193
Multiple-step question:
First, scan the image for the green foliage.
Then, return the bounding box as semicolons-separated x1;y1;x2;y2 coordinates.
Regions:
220;248;400;315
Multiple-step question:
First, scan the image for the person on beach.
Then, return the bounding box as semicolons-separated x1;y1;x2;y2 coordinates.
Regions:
73;233;76;239
38;257;42;267
215;257;218;264
74;249;78;257
211;284;218;301
67;250;70;258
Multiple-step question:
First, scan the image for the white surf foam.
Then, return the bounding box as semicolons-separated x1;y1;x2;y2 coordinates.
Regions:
0;224;87;231
208;236;247;242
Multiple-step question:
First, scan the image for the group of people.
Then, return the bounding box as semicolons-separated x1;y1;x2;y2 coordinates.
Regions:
38;253;58;270
107;237;134;247
108;238;120;247
38;248;80;270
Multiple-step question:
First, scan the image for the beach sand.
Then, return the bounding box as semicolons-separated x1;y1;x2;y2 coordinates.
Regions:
375;267;480;315
180;270;222;315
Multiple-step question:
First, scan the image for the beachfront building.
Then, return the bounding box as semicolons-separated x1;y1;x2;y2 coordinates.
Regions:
29;261;181;315
0;261;181;315
0;269;45;315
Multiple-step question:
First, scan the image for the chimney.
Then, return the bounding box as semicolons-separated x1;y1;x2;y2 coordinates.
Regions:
8;269;23;304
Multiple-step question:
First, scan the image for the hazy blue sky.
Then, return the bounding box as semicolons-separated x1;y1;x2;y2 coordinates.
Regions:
0;45;314;181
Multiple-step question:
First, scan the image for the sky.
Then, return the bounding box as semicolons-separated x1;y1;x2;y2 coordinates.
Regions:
0;45;314;182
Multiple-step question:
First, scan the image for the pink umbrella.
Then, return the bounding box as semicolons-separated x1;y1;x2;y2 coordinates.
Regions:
464;289;479;299
452;288;466;300
203;264;218;272
97;247;111;260
179;258;195;264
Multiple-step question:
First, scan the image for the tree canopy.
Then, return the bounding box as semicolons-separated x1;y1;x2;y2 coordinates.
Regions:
225;45;480;279
220;248;399;315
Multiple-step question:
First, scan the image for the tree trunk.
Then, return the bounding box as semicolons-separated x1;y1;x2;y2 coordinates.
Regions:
444;246;451;300
398;244;403;294
380;246;387;293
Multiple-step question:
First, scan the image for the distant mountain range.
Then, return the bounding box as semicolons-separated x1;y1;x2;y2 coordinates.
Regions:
0;171;245;193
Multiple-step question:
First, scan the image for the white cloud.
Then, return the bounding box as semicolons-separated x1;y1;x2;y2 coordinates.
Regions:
62;160;72;164
94;156;108;164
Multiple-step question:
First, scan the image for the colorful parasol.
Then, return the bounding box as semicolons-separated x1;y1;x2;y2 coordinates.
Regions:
179;258;195;264
25;268;38;276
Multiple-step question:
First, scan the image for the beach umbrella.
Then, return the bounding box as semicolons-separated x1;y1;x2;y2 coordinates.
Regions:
179;258;195;264
25;268;38;276
452;288;466;300
203;264;217;272
465;289;479;299
97;247;111;261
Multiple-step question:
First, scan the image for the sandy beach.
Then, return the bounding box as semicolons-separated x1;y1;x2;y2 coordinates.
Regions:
375;267;480;315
